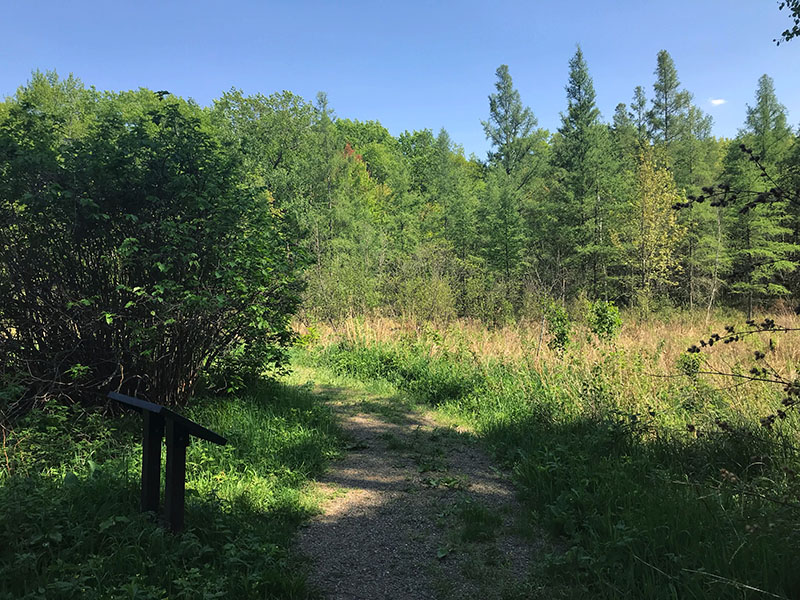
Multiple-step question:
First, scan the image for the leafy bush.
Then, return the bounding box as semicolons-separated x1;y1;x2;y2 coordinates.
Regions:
546;301;571;353
587;300;622;341
0;73;304;407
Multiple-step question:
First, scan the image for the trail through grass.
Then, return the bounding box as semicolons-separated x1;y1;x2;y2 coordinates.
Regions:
299;320;800;599
287;363;557;599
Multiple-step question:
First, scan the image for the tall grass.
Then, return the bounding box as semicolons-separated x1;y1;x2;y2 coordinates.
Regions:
0;380;340;600
302;312;800;598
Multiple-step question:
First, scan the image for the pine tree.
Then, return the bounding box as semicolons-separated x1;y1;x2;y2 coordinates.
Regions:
552;46;617;297
672;106;722;308
612;102;637;164
482;64;539;181
745;74;793;160
630;85;649;143
648;50;691;149
723;74;797;316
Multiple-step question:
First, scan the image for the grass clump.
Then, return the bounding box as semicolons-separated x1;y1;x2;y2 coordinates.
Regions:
302;315;800;599
457;500;503;543
0;380;340;600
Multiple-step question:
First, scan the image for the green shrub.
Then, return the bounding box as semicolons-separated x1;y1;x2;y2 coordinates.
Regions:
546;301;571;353
0;73;304;407
587;300;622;342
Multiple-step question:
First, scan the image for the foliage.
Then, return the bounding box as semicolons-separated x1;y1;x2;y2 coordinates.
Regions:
587;300;622;341
615;147;685;305
545;301;571;353
0;380;341;599
0;73;304;408
648;50;691;148
481;64;539;178
776;0;800;43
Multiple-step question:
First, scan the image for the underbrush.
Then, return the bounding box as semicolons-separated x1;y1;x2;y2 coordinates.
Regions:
304;320;800;599
0;380;340;600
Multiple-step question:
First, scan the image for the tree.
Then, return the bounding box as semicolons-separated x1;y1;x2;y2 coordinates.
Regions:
615;147;685;306
671;106;722;308
630;86;649;143
552;47;619;297
744;74;793;160
482;64;539;180
648;50;691;149
722;75;797;315
612;102;638;164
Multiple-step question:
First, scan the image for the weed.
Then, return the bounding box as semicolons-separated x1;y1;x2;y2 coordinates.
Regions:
457;500;502;543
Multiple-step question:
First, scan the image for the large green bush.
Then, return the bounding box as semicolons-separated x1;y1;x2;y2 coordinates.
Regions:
0;73;304;408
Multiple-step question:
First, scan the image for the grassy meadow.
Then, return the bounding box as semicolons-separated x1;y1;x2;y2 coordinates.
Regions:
296;309;800;598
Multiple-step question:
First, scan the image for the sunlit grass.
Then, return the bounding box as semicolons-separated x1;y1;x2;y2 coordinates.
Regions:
301;312;800;599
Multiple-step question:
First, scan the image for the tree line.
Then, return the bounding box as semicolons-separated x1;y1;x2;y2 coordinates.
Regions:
2;47;798;406
289;48;800;322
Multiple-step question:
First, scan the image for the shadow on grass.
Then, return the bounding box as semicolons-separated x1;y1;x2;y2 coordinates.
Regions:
0;378;341;600
480;407;800;600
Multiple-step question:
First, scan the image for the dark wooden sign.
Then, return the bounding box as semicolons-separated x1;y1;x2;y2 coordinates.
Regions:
108;391;227;533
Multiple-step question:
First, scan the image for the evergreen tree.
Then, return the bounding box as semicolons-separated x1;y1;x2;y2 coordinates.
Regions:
612;102;638;165
648;50;691;149
552;46;617;296
745;74;793;160
723;74;797;315
482;64;539;181
630;85;649;143
672;106;722;308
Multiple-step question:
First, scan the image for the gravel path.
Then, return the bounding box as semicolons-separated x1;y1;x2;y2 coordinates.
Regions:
295;377;548;600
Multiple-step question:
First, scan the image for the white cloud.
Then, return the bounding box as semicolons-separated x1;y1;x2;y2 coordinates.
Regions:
710;98;727;106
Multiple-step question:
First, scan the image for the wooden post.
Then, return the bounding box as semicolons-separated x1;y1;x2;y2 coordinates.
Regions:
141;411;164;513
164;419;190;533
109;391;225;534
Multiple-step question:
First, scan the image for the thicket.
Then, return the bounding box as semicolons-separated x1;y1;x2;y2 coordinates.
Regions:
0;73;304;412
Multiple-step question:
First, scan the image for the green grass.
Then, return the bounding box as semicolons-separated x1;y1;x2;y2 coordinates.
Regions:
0;379;341;600
306;338;800;599
456;500;503;543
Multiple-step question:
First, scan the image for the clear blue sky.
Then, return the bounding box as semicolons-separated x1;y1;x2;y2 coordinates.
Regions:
2;0;798;158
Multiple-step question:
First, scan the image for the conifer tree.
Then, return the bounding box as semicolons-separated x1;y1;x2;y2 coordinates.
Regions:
630;86;649;143
648;50;691;149
723;74;797;316
552;46;617;296
482;64;539;182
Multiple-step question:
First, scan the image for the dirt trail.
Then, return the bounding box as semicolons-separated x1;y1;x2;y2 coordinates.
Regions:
295;375;548;600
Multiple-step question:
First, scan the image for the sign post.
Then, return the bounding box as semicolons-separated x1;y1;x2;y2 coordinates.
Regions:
108;391;227;533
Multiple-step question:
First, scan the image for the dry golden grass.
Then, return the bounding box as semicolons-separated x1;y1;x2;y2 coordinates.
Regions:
296;308;800;425
298;310;800;373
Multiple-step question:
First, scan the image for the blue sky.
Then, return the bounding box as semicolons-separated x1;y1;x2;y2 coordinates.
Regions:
2;0;798;158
